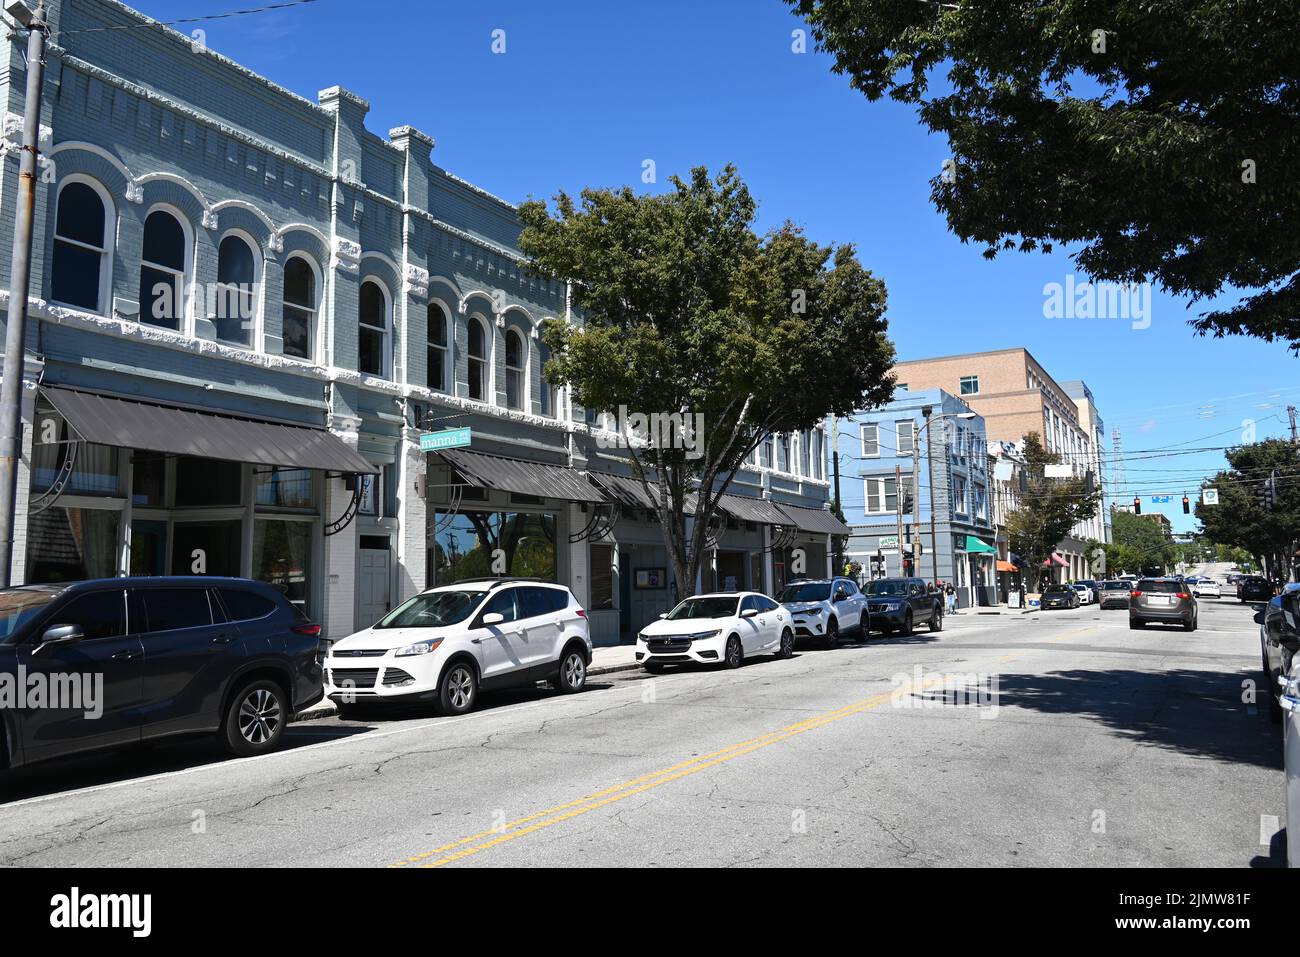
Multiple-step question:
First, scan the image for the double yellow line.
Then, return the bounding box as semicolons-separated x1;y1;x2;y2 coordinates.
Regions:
390;674;941;868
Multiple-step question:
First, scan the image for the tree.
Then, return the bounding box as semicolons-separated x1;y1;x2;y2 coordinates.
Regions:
517;165;896;597
1110;510;1176;575
787;1;1300;349
1004;433;1102;589
1196;439;1300;580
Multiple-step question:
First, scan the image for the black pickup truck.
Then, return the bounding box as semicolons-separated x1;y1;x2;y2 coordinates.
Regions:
862;577;944;636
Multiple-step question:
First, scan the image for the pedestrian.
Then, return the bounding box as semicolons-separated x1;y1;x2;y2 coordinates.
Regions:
945;581;957;615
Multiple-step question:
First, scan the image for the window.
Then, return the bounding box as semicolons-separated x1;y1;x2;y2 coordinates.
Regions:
799;432;811;476
861;423;880;458
219;588;278;622
252;520;312;615
427;302;448;391
51;590;127;641
141;588;214;632
26;507;120;583
255;467;314;509
139;209;187;330
778;435;791;472
359;279;388;377
972;483;987;521
811;431;824;480
51;180;109;311
282;255;317;360
468;317;488;401
214;234;258;345
505;328;525;410
358;473;377;516
953;475;968;515
538;340;555;417
960;375;980;395
481;588;520;624
760;437;772;468
175;457;241;507
896;421;915;455
590;543;614;610
864;476;898;514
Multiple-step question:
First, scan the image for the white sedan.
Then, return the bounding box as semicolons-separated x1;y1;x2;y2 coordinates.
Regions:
1192;579;1222;599
1070;583;1094;604
637;592;794;671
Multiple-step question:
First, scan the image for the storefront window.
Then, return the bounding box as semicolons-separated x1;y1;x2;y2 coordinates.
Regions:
131;452;167;506
31;411;120;496
253;519;312;615
255;467;315;509
174;457;242;507
590;543;614;610
26;506;120;583
433;511;556;584
171;520;241;576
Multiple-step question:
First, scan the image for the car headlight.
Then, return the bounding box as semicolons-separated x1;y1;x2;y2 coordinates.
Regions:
686;629;721;640
395;638;444;657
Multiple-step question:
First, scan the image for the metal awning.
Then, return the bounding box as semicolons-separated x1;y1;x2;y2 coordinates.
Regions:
587;471;659;510
438;448;605;504
42;387;377;474
964;535;998;554
717;493;790;526
776;502;852;536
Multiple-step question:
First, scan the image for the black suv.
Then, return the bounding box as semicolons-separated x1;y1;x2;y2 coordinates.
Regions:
1238;576;1274;603
0;577;323;770
862;578;943;635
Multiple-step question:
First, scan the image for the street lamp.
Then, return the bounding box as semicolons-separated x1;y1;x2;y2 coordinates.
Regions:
919;406;976;595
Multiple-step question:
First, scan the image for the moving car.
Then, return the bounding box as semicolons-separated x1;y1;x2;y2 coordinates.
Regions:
1239;576;1274;603
637;592;793;671
1040;584;1080;610
778;576;867;647
1261;585;1300;724
1191;579;1222;599
325;578;591;716
1129;578;1197;631
1098;580;1132;609
0;577;323;769
862;577;943;635
1069;583;1094;604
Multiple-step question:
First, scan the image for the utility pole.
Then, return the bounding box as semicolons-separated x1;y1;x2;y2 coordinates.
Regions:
0;1;48;587
1288;404;1298;445
894;463;905;578
830;414;842;573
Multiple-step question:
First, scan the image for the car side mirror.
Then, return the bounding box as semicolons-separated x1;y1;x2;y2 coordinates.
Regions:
480;612;505;627
33;623;84;657
740;608;758;619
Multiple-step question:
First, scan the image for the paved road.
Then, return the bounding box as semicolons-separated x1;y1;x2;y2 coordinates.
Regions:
0;580;1284;867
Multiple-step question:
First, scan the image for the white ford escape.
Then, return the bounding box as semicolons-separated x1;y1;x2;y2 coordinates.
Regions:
325;579;592;716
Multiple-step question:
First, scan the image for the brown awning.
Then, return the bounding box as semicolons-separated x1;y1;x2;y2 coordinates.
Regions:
438;448;605;504
776;502;852;536
43;387;377;474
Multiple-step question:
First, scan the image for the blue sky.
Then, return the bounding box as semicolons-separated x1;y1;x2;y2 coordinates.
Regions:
139;0;1300;533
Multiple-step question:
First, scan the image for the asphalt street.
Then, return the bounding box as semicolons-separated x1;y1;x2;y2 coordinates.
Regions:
0;578;1284;867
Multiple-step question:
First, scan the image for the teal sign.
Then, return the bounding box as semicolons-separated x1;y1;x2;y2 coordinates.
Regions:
420;427;472;452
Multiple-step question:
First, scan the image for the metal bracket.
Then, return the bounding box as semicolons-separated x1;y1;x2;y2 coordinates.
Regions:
430;484;466;535
28;439;78;516
324;476;365;537
568;501;620;544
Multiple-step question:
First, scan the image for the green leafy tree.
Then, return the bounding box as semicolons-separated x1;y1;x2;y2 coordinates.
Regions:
788;0;1300;348
517;165;896;597
1196;439;1300;579
1110;510;1176;575
1005;433;1102;588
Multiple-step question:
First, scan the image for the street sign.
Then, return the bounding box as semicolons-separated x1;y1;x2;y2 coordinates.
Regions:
419;427;472;452
879;535;899;549
1201;487;1219;506
1150;494;1171;504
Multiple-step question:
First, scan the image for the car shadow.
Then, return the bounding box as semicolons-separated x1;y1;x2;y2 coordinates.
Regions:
0;724;369;804
330;679;624;724
989;666;1283;771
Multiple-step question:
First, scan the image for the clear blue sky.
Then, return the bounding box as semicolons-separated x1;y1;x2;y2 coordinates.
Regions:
138;0;1300;533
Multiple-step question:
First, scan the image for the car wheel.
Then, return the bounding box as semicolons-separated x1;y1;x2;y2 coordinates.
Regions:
221;679;288;758
778;628;795;659
724;635;743;669
824;618;840;649
554;648;587;694
900;612;914;637
929;609;943;633
438;660;478;716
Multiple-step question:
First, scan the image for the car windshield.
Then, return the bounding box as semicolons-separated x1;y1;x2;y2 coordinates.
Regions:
0;586;60;641
779;582;831;603
1102;582;1129;591
375;590;484;629
865;580;908;596
666;597;739;620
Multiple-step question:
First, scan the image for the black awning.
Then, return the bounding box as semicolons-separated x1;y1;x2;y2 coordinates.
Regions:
42;387;377;474
587;471;658;510
438;448;605;504
717;493;791;526
776;502;852;536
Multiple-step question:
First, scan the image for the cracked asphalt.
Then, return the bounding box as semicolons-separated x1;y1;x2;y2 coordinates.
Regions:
0;588;1284;867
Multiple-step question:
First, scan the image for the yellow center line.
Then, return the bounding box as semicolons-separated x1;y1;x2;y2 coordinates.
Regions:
390;675;944;869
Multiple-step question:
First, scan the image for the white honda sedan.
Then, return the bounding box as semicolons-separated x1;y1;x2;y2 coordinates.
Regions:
636;592;794;672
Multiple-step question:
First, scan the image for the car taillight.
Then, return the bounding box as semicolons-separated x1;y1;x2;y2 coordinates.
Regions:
575;608;587;619
293;623;323;637
1130;590;1142;598
1176;593;1189;600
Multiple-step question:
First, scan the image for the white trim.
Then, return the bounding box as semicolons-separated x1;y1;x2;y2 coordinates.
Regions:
51;174;115;316
214;228;264;350
281;251;322;362
466;313;492;404
358;276;393;379
860;422;880;459
504;325;526;412
426;297;453;394
139;202;194;335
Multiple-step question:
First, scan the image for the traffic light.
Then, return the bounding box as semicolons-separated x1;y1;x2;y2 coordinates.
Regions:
1255;471;1279;510
1133;496;1141;515
1182;495;1190;514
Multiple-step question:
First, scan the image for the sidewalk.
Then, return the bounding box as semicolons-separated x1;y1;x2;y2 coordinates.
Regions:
294;643;643;723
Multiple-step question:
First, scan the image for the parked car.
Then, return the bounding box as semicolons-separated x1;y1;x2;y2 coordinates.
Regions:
637;592;793;671
1261;585;1300;724
862;577;943;635
1040;584;1080;610
777;576;867;647
1280;655;1300;867
1130;578;1197;631
326;578;591;716
1069;583;1094;604
0;577;322;770
1076;579;1098;603
1191;579;1222;599
1098;580;1133;609
1239;576;1274;603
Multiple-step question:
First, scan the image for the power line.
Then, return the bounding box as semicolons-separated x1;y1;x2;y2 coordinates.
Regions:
51;0;322;38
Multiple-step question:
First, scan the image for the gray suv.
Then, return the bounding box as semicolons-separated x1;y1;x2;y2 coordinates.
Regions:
1130;578;1198;631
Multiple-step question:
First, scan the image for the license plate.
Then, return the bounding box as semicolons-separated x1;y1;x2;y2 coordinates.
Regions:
1150;596;1173;605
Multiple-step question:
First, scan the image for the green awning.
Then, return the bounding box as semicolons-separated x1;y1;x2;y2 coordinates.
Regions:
964;535;998;554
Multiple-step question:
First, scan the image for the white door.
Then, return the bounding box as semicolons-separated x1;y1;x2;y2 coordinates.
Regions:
473;587;525;680
357;547;391;630
516;586;561;670
738;595;767;652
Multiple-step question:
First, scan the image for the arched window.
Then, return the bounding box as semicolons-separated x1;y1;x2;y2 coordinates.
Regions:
359;279;389;377
538;339;555;418
468;317;488;402
427;302;448;392
214;233;258;345
139;209;187;330
282;255;317;360
51;180;109;311
505;328;525;410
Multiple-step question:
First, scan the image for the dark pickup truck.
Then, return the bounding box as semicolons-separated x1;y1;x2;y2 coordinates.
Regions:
862;577;944;636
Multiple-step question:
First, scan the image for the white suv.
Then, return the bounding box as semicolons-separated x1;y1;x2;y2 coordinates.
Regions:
636;592;794;671
325;579;591;716
777;576;867;646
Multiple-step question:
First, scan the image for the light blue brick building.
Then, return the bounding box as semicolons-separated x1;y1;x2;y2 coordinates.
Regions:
0;0;843;643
